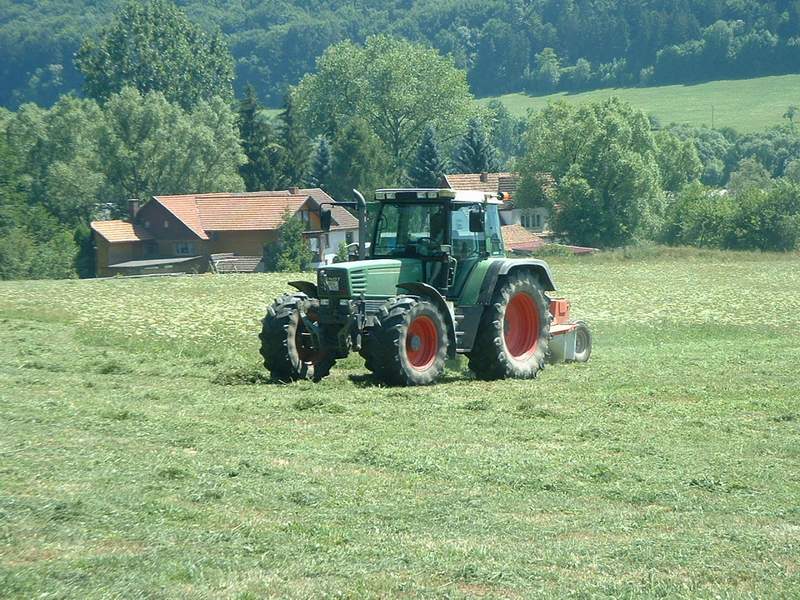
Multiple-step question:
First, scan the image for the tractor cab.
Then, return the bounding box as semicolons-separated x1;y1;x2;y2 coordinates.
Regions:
366;188;505;298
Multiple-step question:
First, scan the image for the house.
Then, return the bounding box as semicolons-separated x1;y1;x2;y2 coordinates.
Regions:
501;224;596;256
441;172;552;234
90;187;358;277
501;224;546;253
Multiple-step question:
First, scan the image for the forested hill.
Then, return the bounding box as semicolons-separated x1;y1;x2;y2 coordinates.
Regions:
3;0;800;109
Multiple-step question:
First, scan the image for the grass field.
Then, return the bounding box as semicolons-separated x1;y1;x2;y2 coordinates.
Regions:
482;74;800;132
2;250;800;598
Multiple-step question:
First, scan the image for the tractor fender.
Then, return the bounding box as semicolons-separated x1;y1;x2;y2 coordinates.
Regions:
289;280;318;298
396;282;457;359
477;259;557;304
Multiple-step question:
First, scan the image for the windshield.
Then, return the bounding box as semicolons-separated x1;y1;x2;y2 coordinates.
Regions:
372;203;448;257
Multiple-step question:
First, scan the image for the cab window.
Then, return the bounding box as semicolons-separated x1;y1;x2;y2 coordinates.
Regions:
450;204;484;259
486;204;503;256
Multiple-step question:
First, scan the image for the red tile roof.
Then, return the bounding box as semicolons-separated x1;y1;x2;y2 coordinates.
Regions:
443;172;516;193
443;172;554;205
91;220;154;243
501;224;545;252
151;188;358;238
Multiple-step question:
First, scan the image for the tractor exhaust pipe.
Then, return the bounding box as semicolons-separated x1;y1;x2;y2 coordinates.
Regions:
353;189;368;260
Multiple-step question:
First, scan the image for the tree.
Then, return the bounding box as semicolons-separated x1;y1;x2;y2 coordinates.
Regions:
5;96;105;227
486;99;527;168
335;241;349;262
280;93;311;186
409;126;448;187
454;118;498;174
655;130;703;192
98;88;245;212
660;182;735;248
516;99;662;248
329;118;391;201
307;137;332;189
725;179;800;251
76;0;234;110
264;210;313;272
238;86;289;192
530;48;561;92
293;35;479;171
784;105;799;130
727;158;772;194
73;222;96;278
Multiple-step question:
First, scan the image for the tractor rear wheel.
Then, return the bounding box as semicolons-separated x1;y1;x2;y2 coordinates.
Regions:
367;296;448;386
259;293;335;382
467;272;551;380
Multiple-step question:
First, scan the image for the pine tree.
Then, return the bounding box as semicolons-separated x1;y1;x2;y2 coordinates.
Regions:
238;85;288;191
454;118;499;174
307;137;332;189
409;125;448;187
264;209;313;272
329;119;389;201
280;93;311;186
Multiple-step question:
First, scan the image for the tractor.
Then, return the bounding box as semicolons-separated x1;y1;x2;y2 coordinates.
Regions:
259;188;591;385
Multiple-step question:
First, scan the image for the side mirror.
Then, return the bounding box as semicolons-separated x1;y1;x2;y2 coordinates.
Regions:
469;208;485;233
320;206;332;232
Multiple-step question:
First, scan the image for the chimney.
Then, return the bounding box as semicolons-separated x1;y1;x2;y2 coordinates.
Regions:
288;186;300;195
480;172;489;183
127;199;141;219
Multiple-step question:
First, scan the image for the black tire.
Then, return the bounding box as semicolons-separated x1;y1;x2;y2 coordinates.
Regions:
467;272;551;380
365;296;448;386
568;320;592;363
259;293;335;382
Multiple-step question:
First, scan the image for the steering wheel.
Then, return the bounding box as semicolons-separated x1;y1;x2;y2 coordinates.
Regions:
414;237;439;257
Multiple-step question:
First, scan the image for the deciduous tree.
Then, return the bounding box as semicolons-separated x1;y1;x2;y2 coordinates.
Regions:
516;99;662;248
293;36;478;171
76;0;234;109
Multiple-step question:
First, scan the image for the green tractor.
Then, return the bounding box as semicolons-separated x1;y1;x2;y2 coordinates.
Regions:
260;188;591;385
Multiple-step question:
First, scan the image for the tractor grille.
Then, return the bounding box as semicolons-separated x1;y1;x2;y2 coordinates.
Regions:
350;269;367;295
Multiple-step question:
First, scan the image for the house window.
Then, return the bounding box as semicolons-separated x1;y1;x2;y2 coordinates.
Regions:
535;213;542;228
144;220;151;229
346;231;354;244
163;220;169;229
175;242;195;256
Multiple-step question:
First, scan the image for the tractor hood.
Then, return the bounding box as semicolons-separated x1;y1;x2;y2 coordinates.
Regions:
318;259;424;299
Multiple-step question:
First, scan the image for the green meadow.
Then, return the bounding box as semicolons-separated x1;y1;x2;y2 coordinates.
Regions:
2;249;799;598
483;74;800;132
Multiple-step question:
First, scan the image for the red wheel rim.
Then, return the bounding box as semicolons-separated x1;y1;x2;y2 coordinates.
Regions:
503;292;540;360
406;315;438;371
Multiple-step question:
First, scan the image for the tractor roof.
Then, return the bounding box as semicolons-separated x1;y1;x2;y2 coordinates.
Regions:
374;188;503;204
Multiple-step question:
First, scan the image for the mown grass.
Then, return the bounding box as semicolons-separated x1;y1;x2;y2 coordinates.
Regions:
482;74;800;132
1;251;799;598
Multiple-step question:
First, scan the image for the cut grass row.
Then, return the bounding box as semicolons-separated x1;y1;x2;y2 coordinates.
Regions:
1;252;799;597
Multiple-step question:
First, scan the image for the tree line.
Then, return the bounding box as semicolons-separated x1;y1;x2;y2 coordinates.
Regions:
2;0;800;280
3;0;800;109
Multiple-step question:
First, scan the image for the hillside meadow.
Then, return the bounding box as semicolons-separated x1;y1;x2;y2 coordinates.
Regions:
482;74;800;132
1;250;799;598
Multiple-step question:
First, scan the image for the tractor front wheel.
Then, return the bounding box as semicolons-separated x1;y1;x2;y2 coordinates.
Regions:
367;297;448;386
259;293;335;382
468;272;551;380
